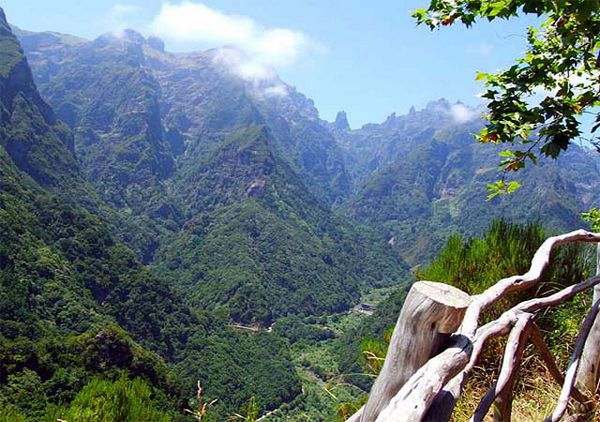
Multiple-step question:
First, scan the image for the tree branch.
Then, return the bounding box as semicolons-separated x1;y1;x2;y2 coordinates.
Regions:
470;313;533;422
544;297;600;422
528;323;590;406
372;231;600;421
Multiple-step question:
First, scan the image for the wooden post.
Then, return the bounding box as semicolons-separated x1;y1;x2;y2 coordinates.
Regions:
360;281;470;422
575;244;600;397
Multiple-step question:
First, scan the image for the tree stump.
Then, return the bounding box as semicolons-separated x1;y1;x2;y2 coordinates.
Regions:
360;281;471;422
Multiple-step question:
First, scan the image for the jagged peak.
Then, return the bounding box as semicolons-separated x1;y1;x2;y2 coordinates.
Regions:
147;35;165;52
425;98;451;110
334;111;350;131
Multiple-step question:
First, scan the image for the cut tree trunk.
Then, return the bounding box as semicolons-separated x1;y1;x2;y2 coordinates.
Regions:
360;281;470;422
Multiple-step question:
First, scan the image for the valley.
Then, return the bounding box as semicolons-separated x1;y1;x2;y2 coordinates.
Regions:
0;5;598;420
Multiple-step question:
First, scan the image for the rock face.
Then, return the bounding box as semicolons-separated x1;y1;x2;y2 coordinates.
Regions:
20;31;352;210
18;29;176;214
0;9;79;188
334;111;350;131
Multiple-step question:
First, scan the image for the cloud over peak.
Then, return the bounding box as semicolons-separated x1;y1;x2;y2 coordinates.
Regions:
449;103;480;123
149;2;316;83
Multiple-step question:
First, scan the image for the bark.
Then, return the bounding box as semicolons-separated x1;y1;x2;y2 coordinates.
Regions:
471;313;533;422
360;281;470;421
545;297;600;422
345;230;600;422
575;244;600;397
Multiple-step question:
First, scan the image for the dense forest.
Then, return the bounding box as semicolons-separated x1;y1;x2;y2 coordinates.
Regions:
0;3;599;420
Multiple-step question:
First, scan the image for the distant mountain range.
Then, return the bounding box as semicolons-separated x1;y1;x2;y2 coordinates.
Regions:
14;26;408;327
15;26;599;269
1;10;598;418
333;100;600;263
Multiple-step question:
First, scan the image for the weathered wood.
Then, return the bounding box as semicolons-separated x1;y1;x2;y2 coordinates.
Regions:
370;231;600;422
376;272;600;422
529;323;590;406
545;297;600;422
471;313;533;422
360;281;470;422
346;230;600;422
575;244;600;397
379;313;516;422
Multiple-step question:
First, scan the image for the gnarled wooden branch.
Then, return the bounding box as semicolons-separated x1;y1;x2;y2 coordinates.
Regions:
528;323;590;406
368;230;600;422
470;313;533;422
347;231;600;422
461;230;600;336
377;273;600;422
545;297;600;422
576;244;600;397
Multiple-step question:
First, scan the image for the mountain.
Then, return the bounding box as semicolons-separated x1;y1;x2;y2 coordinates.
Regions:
154;125;405;324
6;13;600;419
1;12;304;419
333;99;600;264
17;28;410;326
18;30;351;207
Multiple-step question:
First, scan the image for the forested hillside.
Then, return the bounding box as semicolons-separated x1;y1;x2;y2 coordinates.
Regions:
333;100;600;263
0;10;303;419
16;26;410;327
2;5;599;420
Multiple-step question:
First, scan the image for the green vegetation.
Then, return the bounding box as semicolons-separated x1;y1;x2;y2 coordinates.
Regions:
45;375;177;422
414;0;599;193
3;2;598;420
269;307;376;421
333;220;594;419
417;219;593;357
340;101;599;264
0;11;302;419
0;9;25;78
153;125;410;325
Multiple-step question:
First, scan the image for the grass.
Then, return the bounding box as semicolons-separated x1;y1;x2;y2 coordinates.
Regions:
452;367;599;421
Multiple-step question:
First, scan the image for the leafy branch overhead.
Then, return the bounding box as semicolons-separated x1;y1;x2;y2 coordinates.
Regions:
414;0;600;192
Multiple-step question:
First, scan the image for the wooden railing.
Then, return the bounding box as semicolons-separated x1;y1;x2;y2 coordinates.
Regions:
349;230;600;422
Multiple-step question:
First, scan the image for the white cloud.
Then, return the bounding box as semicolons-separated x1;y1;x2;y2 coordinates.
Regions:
149;1;316;85
449;103;479;123
262;84;289;98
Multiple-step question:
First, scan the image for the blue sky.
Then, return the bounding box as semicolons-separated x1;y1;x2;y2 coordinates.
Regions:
1;0;538;128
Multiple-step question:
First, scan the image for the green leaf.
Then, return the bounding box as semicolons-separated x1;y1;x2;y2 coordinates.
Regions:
506;181;521;193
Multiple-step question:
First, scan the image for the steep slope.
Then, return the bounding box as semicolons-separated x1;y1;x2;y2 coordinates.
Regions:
0;12;302;419
336;100;600;264
18;29;410;324
154;125;407;324
146;44;351;205
18;29;176;212
20;32;351;208
0;10;188;415
0;13;81;193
